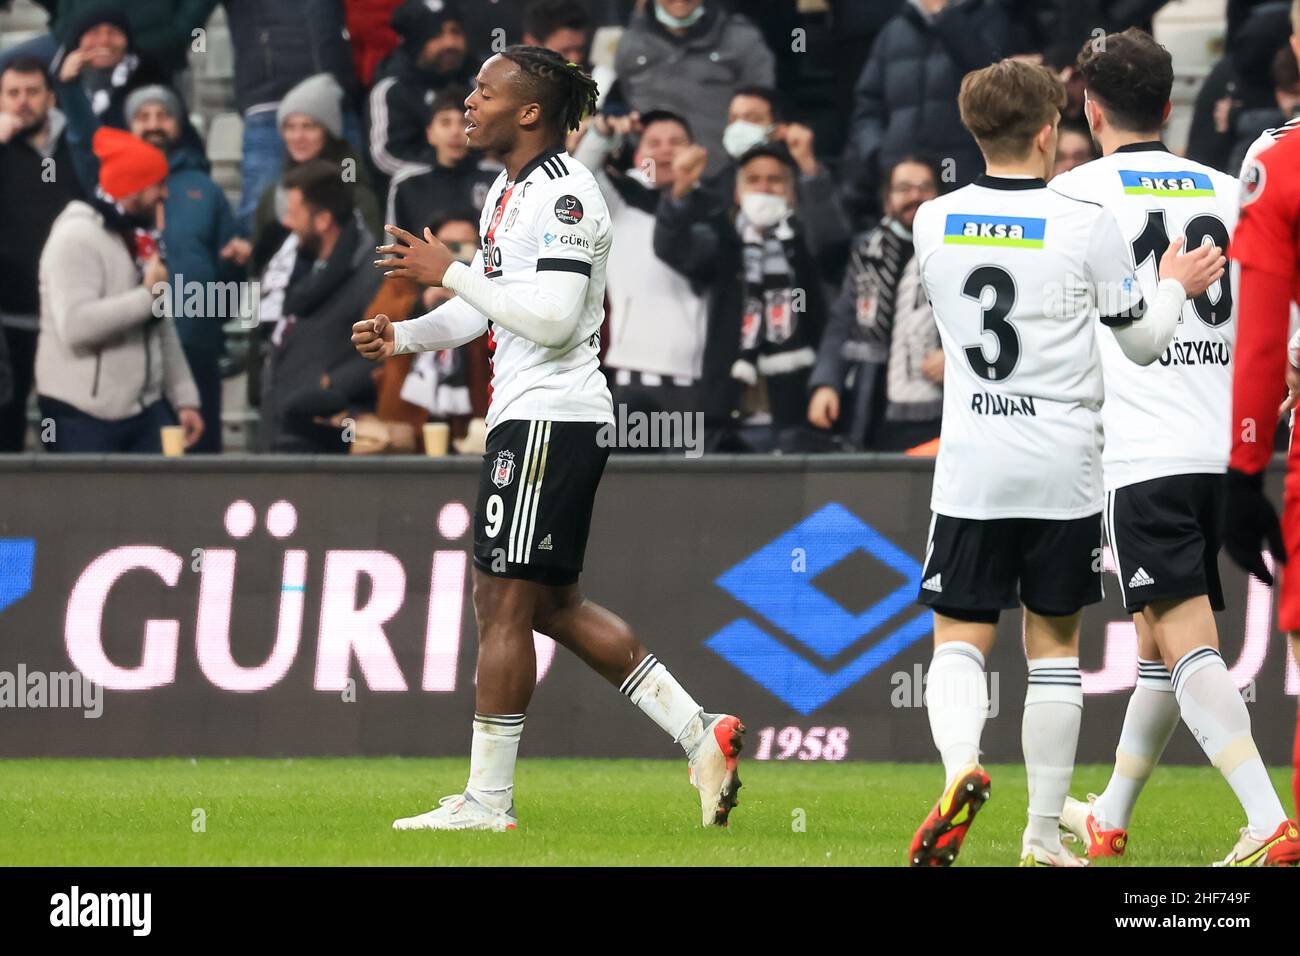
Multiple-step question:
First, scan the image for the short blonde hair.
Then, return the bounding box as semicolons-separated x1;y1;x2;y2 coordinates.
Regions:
958;59;1067;163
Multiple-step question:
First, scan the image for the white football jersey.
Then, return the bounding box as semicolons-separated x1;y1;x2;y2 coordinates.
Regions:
1051;144;1238;489
476;146;614;428
913;174;1146;520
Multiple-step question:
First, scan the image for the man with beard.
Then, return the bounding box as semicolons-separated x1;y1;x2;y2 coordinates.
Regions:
368;0;473;187
807;155;943;450
36;127;203;453
127;85;246;453
0;56;84;451
259;159;380;452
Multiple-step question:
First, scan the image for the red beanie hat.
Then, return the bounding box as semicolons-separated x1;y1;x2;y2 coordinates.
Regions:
93;127;169;200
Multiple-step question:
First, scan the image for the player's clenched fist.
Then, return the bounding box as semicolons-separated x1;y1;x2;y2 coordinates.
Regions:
352;313;394;361
1157;236;1226;298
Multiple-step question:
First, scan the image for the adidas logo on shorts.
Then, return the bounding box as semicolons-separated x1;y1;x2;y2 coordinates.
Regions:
1128;566;1155;588
538;534;553;551
921;573;942;593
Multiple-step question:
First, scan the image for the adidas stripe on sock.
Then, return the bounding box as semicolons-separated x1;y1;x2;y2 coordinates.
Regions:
466;712;525;812
1172;647;1287;839
1092;658;1178;831
620;654;706;754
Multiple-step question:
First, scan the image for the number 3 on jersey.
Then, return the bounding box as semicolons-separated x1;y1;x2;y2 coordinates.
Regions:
962;265;1020;382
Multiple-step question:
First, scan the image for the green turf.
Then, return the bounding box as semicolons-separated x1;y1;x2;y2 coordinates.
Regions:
0;759;1290;866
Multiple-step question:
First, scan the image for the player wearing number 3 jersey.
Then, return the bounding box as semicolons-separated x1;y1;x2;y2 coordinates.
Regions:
352;47;743;834
1048;29;1298;868
906;57;1224;868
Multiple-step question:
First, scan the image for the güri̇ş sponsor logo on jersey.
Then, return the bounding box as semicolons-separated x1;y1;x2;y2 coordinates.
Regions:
704;504;932;714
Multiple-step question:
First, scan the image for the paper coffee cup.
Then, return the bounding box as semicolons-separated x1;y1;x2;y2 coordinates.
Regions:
161;425;186;457
423;422;450;457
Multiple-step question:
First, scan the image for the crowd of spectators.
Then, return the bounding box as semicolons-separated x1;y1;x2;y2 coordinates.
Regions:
0;0;1287;455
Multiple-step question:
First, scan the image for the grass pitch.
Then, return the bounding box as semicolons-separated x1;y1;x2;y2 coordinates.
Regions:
1;758;1290;866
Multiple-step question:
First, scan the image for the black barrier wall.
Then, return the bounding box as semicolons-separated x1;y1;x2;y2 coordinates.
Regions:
0;455;1296;763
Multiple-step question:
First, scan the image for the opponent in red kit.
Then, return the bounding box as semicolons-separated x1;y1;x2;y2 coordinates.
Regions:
1226;127;1300;820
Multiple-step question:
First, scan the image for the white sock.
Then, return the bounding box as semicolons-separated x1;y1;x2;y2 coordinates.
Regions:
620;654;706;754
1092;659;1180;830
1172;647;1287;839
925;642;988;786
465;712;524;812
1023;658;1082;853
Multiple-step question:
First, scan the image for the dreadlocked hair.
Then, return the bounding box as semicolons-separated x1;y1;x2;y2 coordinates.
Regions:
500;44;598;133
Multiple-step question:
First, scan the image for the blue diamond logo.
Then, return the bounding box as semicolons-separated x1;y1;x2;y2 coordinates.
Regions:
0;538;35;615
706;504;931;714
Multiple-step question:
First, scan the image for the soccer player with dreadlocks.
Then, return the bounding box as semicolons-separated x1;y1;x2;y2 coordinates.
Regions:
352;46;744;832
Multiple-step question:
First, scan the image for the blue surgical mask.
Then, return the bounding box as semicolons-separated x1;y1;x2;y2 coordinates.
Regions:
655;1;706;30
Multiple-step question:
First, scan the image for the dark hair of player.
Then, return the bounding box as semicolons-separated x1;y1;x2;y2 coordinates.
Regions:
283;158;355;226
638;108;694;142
1;55;51;88
522;0;591;42
1076;28;1174;133
498;44;597;134
958;59;1067;163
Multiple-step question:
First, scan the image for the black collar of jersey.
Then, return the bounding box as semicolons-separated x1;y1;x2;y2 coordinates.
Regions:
1113;140;1169;154
511;144;566;185
975;174;1046;190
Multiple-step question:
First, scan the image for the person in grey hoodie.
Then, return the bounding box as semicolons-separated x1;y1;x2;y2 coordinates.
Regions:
35;126;202;452
613;1;774;178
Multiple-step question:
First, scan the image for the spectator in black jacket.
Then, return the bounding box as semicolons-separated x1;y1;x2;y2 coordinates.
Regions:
654;141;830;453
844;0;1032;223
367;0;472;190
222;0;361;230
259;160;380;453
0;57;84;451
51;2;207;195
384;91;499;234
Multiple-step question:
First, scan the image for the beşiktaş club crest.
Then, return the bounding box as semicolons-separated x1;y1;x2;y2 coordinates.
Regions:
492;449;516;488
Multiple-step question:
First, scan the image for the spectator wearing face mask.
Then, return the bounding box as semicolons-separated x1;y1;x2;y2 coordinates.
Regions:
36;127;203;453
654;141;829;452
808;155;942;451
575;108;709;419
706;87;851;282
613;0;775;179
0;56;85;451
385;91;499;234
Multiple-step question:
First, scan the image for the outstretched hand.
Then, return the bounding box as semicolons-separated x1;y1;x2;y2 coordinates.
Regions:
374;225;457;286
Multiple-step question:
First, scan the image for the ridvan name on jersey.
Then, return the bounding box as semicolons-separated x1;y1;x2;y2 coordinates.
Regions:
971;391;1037;416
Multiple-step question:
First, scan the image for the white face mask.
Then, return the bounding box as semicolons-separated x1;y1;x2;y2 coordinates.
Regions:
722;120;772;159
654;1;706;29
740;191;789;230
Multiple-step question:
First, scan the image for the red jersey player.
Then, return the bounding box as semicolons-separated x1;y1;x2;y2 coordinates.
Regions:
1227;126;1300;825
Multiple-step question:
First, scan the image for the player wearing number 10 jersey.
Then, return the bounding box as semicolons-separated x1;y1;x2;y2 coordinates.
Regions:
352;48;743;834
906;59;1223;867
1050;29;1299;868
